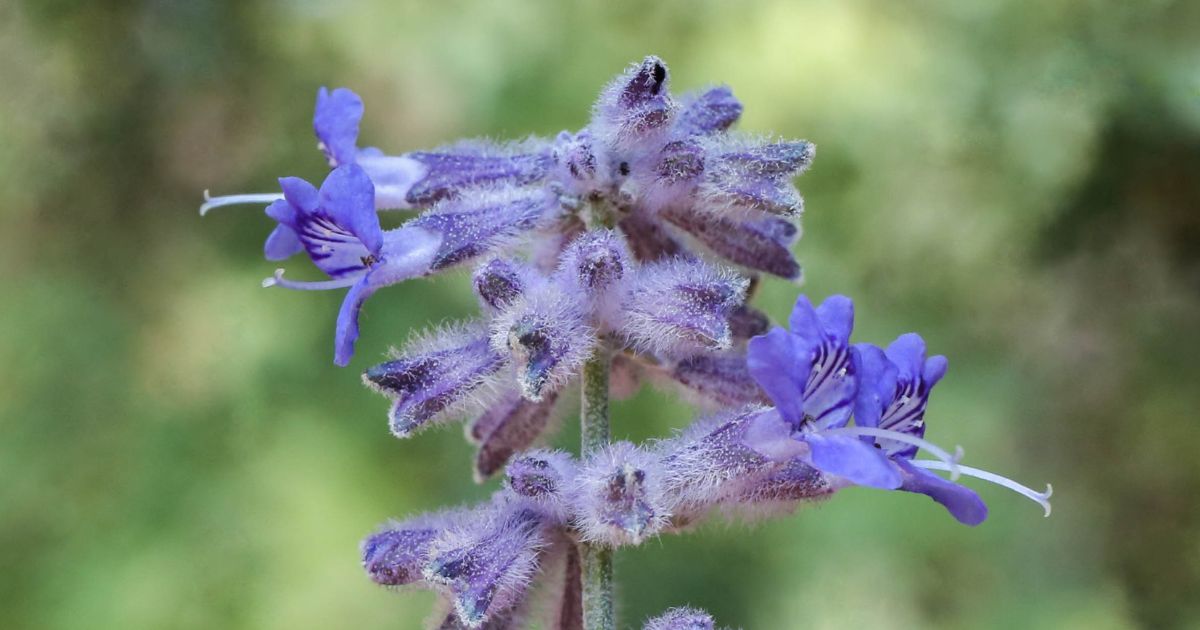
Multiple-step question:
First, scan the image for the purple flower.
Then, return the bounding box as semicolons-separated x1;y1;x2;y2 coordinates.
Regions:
362;508;467;586
504;449;577;522
661;209;802;280
746;293;1053;523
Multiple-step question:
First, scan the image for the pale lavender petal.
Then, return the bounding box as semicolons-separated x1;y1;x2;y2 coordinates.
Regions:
263;223;303;261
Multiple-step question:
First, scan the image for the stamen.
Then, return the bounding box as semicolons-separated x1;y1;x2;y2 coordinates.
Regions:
911;460;1053;517
199;191;285;216
824;426;963;480
262;269;360;291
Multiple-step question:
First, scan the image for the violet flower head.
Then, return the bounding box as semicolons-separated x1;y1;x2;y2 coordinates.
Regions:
745;293;1053;525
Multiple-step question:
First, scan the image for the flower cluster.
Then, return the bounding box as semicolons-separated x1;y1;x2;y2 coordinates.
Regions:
205;56;1050;629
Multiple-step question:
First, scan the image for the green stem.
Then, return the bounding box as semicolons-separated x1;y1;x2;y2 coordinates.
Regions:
580;347;614;630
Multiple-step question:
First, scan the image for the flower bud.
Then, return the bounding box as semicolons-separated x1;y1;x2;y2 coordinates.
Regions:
472;258;529;313
675;85;742;136
618;260;749;357
492;289;595;401
662;208;802;280
644;607;716;630
364;325;506;437
666;353;768;408
424;503;548;628
471;391;562;480
573;442;667;546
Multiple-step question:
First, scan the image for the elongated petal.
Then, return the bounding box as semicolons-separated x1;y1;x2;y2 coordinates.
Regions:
803;433;902;489
896;459;988;526
746;328;810;425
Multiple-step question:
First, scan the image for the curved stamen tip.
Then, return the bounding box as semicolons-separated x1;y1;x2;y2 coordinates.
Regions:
199;191;285;216
263;268;360;291
913;460;1053;517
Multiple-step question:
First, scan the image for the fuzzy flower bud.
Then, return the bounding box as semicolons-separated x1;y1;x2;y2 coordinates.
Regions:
364;325;506;437
554;230;631;313
675;85;742;136
362;510;464;586
666;353;768;408
573;442;668;546
471;390;562;480
662;208;802;280
505;449;577;523
472;258;530;314
424;502;549;628
619;259;749;357
593;56;676;149
492;289;595;401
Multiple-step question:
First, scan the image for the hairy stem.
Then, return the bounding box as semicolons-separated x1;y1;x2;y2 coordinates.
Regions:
580;347;614;630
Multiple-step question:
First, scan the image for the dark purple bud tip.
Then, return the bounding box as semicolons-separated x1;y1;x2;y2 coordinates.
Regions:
473;258;526;311
655;140;706;184
509;323;561;401
559;230;629;295
620;56;670;108
362;525;440;586
507;455;560;498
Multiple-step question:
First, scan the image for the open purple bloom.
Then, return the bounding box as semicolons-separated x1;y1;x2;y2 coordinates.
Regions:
743;294;902;488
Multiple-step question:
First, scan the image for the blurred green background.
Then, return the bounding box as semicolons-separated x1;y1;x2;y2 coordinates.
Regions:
3;0;1199;628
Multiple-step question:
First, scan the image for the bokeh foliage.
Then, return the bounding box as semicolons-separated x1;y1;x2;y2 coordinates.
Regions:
2;1;1198;628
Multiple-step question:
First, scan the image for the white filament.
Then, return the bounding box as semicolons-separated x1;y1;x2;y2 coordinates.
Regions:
199;191;284;216
262;268;360;291
825;426;964;480
912;460;1053;517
